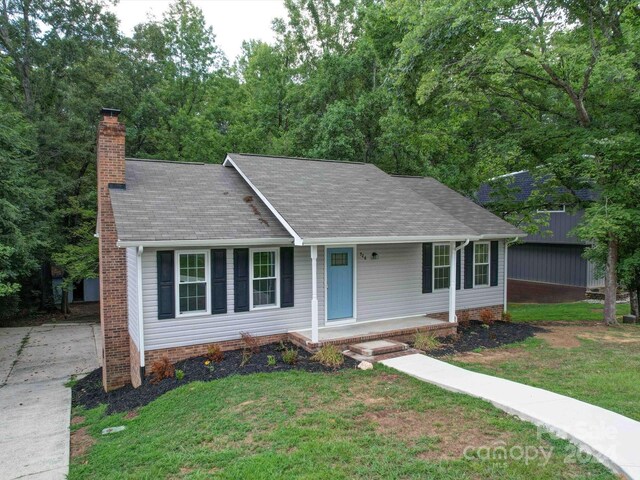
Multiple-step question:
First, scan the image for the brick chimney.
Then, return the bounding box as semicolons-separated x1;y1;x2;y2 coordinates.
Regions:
97;108;132;391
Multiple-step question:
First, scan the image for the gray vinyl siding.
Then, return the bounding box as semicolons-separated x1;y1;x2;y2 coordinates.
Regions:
142;246;325;350
126;247;139;349
356;242;504;322
140;242;504;351
508;243;588;287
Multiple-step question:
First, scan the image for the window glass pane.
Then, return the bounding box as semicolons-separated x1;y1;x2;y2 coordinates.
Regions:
253;278;276;306
331;252;348;266
475;264;489;286
475;244;489;264
253;251;275;279
434;266;450;290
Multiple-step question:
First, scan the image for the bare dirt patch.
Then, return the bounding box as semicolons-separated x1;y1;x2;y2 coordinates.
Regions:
453;349;524;365
362;407;512;460
536;325;640;348
124;410;138;420
70;415;86;426
70;427;96;459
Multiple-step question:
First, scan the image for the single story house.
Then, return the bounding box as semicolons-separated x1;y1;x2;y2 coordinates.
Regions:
477;171;603;303
97;108;524;390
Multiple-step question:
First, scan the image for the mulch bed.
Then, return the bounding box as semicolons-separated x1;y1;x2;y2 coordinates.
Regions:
72;342;357;414
425;320;545;357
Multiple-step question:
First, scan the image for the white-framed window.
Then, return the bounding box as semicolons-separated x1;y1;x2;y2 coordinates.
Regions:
433;243;450;290
175;250;209;317
537;204;566;213
250;248;279;309
473;242;490;287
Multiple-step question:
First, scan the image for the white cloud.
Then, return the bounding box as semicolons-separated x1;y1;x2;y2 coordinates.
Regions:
108;0;288;61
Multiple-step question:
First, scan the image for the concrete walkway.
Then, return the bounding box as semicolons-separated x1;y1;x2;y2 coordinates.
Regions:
382;354;640;479
0;323;101;479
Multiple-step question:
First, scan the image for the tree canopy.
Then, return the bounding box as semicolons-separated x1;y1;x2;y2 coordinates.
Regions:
0;0;638;321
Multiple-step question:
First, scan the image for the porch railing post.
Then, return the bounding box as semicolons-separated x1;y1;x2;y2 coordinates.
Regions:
449;241;457;323
311;245;319;342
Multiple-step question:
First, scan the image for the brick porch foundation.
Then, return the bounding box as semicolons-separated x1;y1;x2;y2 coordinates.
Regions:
429;304;504;323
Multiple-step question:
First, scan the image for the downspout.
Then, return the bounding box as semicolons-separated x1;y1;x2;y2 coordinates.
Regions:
137;245;145;377
449;239;470;323
504;238;519;313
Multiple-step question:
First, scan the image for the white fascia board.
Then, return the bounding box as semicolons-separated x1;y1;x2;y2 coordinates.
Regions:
477;233;527;240
302;235;480;246
223;155;304;245
117;238;294;248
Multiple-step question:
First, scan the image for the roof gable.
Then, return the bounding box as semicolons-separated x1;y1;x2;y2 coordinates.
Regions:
225;153;481;243
109;159;291;245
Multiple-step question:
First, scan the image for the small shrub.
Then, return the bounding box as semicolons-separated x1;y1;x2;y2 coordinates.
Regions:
206;345;224;363
501;311;512;322
267;355;276;366
457;311;470;325
175;369;185;381
240;331;260;354
480;308;495;325
311;345;343;368
149;356;174;384
204;360;215;372
281;347;298;365
413;331;440;351
240;349;252;367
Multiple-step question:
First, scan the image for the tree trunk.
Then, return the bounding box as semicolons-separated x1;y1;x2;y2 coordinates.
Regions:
39;262;56;312
630;287;639;319
60;286;70;316
603;237;618;325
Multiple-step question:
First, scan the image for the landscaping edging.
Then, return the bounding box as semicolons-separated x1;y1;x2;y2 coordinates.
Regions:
72;342;357;414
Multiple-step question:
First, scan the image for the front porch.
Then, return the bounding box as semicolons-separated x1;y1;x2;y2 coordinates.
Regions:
289;315;457;352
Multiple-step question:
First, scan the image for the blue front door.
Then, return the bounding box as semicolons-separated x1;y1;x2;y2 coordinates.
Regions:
327;247;353;321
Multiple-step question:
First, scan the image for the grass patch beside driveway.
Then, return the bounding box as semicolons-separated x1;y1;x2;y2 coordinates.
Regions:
70;368;614;479
509;302;630;322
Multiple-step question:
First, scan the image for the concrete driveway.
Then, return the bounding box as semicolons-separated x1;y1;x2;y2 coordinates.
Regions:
0;323;101;479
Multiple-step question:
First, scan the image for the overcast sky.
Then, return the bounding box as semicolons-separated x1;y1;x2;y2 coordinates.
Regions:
109;0;288;61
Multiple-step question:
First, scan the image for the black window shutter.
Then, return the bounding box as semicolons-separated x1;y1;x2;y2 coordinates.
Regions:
422;243;432;293
464;242;474;289
456;246;461;290
234;248;249;312
157;251;175;319
490;241;499;287
280;247;294;307
211;249;227;314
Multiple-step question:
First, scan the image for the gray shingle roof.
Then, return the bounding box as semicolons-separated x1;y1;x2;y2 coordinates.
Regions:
395;176;523;237
109;159;291;243
226;153;481;241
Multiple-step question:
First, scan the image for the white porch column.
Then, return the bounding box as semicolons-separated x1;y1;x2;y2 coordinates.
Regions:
448;241;457;323
310;245;319;342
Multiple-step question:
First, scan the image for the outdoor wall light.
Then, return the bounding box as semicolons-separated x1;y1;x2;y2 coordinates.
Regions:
371;252;378;260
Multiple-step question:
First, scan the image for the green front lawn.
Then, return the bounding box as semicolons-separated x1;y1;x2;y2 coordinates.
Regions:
451;324;640;421
509;301;630;322
70;369;613;479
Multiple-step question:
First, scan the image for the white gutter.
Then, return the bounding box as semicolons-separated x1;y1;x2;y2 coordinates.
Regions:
223;155;304;245
117;237;294;248
136;245;145;370
304;235;481;246
478;233;527;240
504;237;520;313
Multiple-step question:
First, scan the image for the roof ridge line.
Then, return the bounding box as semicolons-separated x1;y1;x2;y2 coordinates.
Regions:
126;157;207;166
231;152;367;166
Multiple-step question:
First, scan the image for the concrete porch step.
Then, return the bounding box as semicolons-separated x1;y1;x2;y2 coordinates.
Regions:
348;339;407;356
343;346;421;364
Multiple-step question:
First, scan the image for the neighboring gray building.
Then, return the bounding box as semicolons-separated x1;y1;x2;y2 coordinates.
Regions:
478;171;603;303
